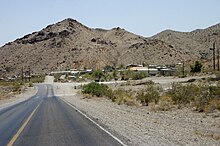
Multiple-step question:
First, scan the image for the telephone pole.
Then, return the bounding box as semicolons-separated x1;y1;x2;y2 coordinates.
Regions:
21;67;24;83
28;66;31;82
182;61;185;76
213;42;216;71
210;42;216;71
217;44;219;71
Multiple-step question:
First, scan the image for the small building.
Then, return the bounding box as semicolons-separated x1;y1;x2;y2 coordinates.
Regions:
129;67;158;76
159;68;175;76
126;64;143;69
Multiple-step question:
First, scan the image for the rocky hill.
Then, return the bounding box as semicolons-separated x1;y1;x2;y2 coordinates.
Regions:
153;23;220;60
0;18;219;76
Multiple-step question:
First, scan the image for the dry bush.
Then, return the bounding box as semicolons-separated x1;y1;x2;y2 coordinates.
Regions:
166;82;220;112
158;95;174;111
106;89;138;106
136;85;160;106
204;98;220;113
167;83;199;105
113;89;135;105
0;81;22;100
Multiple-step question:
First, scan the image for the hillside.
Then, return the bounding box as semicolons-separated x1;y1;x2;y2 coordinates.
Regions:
153;23;220;60
0;18;219;77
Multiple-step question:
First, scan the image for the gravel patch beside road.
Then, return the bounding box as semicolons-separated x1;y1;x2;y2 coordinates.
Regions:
59;87;220;146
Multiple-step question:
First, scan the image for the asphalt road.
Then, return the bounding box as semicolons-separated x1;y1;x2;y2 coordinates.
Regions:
0;84;123;146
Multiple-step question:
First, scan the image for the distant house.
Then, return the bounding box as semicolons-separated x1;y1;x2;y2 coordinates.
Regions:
157;67;176;76
70;70;80;75
85;69;93;74
50;71;71;75
148;64;158;68
129;67;158;76
126;64;143;69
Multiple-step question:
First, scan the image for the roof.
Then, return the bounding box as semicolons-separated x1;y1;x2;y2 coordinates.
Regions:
130;67;158;71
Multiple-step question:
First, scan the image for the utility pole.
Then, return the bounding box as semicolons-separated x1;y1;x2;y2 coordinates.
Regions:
21;67;24;83
28;66;31;82
182;61;185;76
217;44;219;71
213;42;216;71
210;42;216;71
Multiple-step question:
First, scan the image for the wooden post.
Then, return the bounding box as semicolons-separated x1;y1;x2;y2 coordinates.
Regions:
213;42;216;71
21;67;24;83
182;61;185;76
29;66;31;82
217;45;219;71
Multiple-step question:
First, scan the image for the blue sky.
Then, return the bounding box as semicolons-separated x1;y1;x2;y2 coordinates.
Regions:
0;0;220;46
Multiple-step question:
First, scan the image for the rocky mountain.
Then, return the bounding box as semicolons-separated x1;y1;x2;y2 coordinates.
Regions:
0;18;219;76
153;23;220;60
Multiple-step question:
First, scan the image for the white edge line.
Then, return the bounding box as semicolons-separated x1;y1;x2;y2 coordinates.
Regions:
60;97;126;146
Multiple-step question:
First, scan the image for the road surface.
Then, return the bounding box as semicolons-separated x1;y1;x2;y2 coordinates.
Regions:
0;84;123;146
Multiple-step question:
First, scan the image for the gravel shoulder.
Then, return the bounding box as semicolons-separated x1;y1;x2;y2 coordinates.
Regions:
54;82;220;146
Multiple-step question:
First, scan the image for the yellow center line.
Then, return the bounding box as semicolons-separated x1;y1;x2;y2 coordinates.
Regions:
7;102;41;146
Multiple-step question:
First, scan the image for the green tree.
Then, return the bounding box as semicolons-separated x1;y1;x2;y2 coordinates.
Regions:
113;70;117;79
104;65;114;72
92;70;103;81
191;61;202;73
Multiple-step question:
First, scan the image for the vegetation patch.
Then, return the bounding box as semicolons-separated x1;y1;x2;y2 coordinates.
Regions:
81;79;220;113
82;82;109;97
0;81;22;100
136;85;160;106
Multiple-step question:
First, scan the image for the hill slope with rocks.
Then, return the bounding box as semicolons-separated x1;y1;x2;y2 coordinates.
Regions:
153;23;220;61
0;18;219;76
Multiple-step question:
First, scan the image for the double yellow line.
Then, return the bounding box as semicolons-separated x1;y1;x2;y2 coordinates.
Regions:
7;103;41;146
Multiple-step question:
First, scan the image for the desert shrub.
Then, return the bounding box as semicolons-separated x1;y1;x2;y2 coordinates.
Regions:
104;65;115;72
122;70;134;80
31;75;46;83
106;89;137;106
209;85;220;97
121;70;147;80
53;74;62;82
166;82;220;112
105;88;114;101
92;70;103;80
193;84;211;112
83;73;93;80
0;81;22;96
205;98;220;113
202;84;220;112
12;83;22;92
82;82;109;97
28;82;33;87
136;85;160;106
158;95;174;111
113;70;117;79
132;72;148;80
114;89;132;105
167;83;199;105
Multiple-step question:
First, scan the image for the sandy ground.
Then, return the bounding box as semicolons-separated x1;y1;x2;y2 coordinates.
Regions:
49;76;220;146
0;86;37;111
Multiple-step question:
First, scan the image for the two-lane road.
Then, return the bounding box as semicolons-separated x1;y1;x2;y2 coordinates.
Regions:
0;84;123;146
